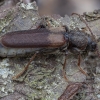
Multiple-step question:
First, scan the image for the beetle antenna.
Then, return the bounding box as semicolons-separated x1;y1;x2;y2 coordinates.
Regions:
71;13;95;40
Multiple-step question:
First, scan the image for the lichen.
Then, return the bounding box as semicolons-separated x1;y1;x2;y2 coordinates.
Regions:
0;11;14;32
0;58;13;79
20;2;38;10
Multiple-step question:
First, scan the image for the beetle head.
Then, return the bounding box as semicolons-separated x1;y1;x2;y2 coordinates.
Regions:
87;38;97;52
89;41;97;52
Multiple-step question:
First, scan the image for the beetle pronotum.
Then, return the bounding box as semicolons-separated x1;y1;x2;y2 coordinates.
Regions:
0;14;98;80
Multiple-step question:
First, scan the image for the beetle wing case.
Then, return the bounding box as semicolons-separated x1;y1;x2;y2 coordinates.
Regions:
1;29;66;48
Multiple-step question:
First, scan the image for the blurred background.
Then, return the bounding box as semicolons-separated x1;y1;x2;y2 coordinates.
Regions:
37;0;100;16
0;0;100;16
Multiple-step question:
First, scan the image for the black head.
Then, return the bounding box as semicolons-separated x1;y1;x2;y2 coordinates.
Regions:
87;40;97;52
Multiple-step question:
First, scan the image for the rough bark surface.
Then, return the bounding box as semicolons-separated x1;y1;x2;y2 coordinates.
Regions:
0;2;100;100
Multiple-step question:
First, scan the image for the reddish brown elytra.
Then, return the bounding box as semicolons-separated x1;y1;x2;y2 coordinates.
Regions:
1;29;66;48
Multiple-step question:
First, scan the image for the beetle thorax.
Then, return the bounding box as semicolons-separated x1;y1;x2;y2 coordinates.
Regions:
68;30;88;50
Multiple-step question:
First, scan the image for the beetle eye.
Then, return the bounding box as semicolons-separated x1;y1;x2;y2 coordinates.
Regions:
90;42;97;51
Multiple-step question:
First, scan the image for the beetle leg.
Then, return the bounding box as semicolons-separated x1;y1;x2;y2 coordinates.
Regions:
63;55;69;81
12;52;37;80
78;53;88;76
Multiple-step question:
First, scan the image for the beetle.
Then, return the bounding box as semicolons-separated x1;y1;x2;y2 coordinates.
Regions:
0;13;98;80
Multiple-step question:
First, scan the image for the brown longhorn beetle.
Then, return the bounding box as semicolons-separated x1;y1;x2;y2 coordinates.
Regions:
0;13;98;80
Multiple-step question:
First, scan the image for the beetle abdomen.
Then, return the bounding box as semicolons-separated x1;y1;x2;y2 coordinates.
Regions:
1;29;66;48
